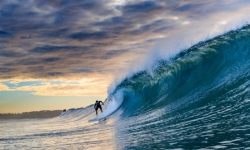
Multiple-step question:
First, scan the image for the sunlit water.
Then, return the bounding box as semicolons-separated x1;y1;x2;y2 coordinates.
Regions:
0;109;117;150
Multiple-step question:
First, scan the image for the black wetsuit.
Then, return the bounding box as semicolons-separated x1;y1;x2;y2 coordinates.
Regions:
94;101;102;110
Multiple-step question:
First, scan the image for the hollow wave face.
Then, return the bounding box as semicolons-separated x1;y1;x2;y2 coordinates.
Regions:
109;25;250;149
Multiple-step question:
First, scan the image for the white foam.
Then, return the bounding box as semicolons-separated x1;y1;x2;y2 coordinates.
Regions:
60;111;66;116
108;10;250;96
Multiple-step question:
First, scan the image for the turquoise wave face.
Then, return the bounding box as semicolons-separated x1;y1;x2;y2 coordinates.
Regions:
112;24;250;115
108;25;250;148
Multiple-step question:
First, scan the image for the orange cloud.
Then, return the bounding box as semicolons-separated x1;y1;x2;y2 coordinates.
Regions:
0;83;9;91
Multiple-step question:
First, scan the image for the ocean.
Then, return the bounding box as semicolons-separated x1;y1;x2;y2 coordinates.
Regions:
1;25;250;149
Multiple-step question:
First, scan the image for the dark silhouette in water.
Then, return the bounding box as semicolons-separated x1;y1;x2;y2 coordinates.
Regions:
94;100;104;115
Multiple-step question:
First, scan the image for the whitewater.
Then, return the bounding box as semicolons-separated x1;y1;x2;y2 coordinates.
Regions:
1;24;250;149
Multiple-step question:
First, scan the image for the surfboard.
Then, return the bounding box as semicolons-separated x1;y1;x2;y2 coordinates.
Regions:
88;115;108;122
99;118;107;121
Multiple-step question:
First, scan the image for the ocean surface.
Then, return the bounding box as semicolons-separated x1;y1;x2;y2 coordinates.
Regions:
1;25;250;149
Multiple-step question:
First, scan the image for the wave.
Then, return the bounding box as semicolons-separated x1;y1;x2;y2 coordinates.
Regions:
99;24;250;119
60;24;250;124
102;24;250;149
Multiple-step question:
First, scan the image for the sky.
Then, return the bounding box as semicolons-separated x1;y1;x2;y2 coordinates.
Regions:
1;0;250;113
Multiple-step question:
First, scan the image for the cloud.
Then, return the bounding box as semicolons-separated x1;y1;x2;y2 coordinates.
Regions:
0;0;250;96
0;83;9;91
0;49;26;57
29;45;91;55
13;76;111;96
123;1;164;13
16;84;107;96
69;31;112;41
0;30;7;34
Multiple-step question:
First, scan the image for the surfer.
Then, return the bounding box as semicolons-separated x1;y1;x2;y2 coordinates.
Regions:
94;100;104;116
60;109;66;116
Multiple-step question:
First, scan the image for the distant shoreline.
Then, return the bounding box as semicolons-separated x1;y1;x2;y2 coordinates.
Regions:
0;110;62;119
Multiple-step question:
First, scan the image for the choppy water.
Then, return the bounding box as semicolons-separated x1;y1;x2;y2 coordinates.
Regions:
1;25;250;149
